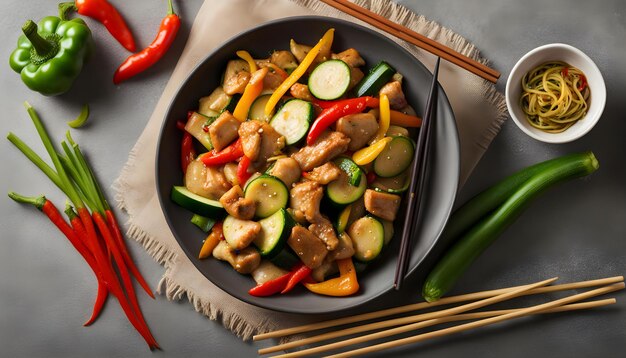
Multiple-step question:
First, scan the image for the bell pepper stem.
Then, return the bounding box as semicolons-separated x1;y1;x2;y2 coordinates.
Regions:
58;2;77;21
22;20;55;57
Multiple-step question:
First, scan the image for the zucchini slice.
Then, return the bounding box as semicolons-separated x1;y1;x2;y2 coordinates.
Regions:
374;136;415;178
334;157;363;187
353;61;396;97
371;170;410;194
171;186;225;217
308;60;351;100
347;216;385;262
254;208;296;258
249;94;273;122
326;170;367;206
269;99;314;145
335;204;352;234
244;175;289;218
269;248;300;270
184;112;217;151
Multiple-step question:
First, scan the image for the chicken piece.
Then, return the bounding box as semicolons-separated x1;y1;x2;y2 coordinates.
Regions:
305;162;341;185
291;131;350;171
251;260;289;285
223;59;250;95
238;120;286;165
290;83;315;102
269;157;301;187
336;113;379;151
332;48;365;68
290;181;323;223
309;217;339;251
219;185;256;220
209;110;240;152
185;160;232;200
263;70;284;91
347;196;366;227
329;232;355;261
311;256;339;282
212;241;260;274
288;226;328;269
223;162;239;186
349;67;364;90
224;216;261;250
270;50;298;72
364;189;401;221
290;39;312;63
379;81;408;110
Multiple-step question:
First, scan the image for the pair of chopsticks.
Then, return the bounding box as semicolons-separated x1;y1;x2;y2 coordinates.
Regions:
319;0;500;83
394;57;440;290
255;276;624;357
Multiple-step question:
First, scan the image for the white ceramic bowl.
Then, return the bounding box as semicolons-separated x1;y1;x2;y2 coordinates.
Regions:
505;43;606;143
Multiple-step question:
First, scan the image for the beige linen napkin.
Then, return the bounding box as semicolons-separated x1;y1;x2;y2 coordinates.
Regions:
115;0;507;339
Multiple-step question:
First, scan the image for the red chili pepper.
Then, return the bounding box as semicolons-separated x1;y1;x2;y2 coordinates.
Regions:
175;119;197;173
578;75;588;91
248;272;292;297
281;264;313;294
307;96;380;145
105;209;155;299
200;138;243;166
237;155;253;185
113;0;180;84
562;67;569;78
366;171;377;185
60;0;136;52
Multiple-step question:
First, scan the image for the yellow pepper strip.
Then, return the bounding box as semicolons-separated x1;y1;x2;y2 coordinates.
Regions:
264;28;335;116
371;94;390;143
236;50;257;73
233;67;268;121
198;224;223;259
304;258;359;296
352;137;393;166
337;204;352;234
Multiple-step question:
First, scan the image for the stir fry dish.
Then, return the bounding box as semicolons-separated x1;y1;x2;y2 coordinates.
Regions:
170;29;422;297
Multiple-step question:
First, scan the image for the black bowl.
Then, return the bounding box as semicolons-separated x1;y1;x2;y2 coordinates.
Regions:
156;16;459;314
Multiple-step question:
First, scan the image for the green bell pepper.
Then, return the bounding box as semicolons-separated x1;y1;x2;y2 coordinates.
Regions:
9;15;93;96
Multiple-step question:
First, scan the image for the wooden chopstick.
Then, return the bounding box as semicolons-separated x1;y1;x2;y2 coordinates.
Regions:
324;283;624;358
253;275;623;341
394;57;440;290
259;276;556;355
270;298;617;358
319;0;500;83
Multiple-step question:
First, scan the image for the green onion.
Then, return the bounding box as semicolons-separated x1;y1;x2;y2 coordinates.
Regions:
422;152;599;302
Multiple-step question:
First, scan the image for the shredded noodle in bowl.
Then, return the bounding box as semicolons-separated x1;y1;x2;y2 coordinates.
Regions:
520;61;590;133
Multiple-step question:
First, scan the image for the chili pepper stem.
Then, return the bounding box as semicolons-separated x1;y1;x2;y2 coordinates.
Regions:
167;0;175;15
22;20;57;58
58;2;78;21
8;192;46;209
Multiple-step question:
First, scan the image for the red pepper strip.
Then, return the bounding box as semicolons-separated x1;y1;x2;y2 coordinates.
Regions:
249;272;292;297
307;96;380;145
105;210;155;299
281;264;313;294
176;120;186;130
61;0;136;52
113;0;180;84
578;75;587;91
237;155;253;185
200;138;243;166
366;171;377;185
313;96;380;110
176;119;197;173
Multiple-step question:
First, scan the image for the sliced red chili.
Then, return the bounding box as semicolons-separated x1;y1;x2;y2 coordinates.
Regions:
281;264;313;294
200;138;243;166
307;96;380;145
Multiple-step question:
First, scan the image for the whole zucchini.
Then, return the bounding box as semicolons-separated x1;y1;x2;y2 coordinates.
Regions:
422;152;599;302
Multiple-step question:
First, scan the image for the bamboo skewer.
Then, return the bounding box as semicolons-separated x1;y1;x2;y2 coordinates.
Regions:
258;277;557;355
319;0;500;83
324;283;624;358
271;298;617;358
253;275;623;341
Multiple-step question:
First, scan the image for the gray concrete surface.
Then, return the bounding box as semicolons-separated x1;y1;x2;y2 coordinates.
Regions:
1;0;624;357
